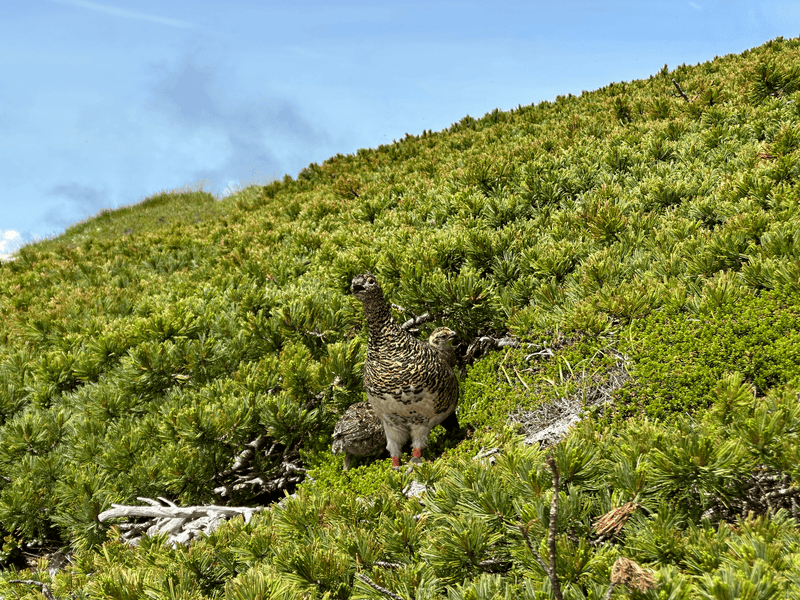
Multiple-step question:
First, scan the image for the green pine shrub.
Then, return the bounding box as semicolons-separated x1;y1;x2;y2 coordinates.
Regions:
618;287;800;419
2;34;800;600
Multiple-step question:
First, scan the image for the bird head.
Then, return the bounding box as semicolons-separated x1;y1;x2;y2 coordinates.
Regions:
429;326;457;349
351;272;382;301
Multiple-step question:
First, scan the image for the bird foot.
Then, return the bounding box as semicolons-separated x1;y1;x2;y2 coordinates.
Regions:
391;456;401;468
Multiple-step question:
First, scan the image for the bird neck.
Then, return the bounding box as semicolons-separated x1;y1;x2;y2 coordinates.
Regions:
363;295;402;348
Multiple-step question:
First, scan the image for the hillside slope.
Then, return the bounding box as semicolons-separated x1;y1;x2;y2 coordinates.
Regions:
1;37;800;598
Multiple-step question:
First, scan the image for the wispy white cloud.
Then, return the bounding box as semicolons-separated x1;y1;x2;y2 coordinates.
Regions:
221;180;243;198
147;53;330;189
688;2;702;10
0;230;23;261
54;0;194;29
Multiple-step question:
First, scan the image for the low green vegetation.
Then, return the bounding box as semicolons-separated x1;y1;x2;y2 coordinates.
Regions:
1;36;800;598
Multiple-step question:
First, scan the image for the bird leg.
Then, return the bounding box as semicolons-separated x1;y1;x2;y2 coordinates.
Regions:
385;426;406;468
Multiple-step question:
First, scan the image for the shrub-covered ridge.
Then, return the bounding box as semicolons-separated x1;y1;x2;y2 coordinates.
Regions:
1;36;800;598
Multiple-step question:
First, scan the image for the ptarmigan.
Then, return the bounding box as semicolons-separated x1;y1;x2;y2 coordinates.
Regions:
331;402;385;470
351;273;459;467
428;326;458;368
331;328;459;470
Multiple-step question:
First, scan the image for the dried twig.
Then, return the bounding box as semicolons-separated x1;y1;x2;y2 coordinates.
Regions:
672;78;715;104
355;573;406;600
518;522;550;574
214;440;305;498
672;79;690;102
473;447;501;460
400;312;441;331
525;348;555;360
465;335;519;363
374;560;404;569
513;359;630;447
703;469;800;522
388;303;446;331
477;557;513;572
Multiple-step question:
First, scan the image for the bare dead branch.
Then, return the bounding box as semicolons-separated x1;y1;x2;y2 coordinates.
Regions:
374;560;404;569
400;312;442;331
525;348;555;360
603;580;618;600
98;500;260;522
465;335;520;363
514;359;630;448
477;557;513;572
389;303;447;331
545;456;563;600
98;498;263;547
473;447;501;460
355;573;406;600
518;522;551;575
672;79;690;102
216;436;267;480
517;457;564;600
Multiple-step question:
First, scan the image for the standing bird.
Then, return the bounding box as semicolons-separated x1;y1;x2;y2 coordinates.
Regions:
351;273;459;467
331;328;458;471
331;402;385;470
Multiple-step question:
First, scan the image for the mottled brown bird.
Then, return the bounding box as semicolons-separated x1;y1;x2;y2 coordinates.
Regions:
351;273;459;467
428;326;458;368
331;328;458;470
331;401;385;470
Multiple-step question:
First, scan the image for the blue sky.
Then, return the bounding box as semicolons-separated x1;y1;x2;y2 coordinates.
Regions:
1;1;799;256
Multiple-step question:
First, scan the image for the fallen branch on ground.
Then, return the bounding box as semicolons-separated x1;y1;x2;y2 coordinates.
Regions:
98;497;263;547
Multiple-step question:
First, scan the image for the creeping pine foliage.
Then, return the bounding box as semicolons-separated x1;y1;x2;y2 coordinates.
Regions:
3;37;800;598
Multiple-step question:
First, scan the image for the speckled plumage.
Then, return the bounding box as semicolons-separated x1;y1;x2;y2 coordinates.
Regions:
351;273;459;467
428;326;458;368
331;402;385;470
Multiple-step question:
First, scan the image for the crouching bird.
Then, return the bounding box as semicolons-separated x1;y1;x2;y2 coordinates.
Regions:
331;401;385;470
351;273;459;467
